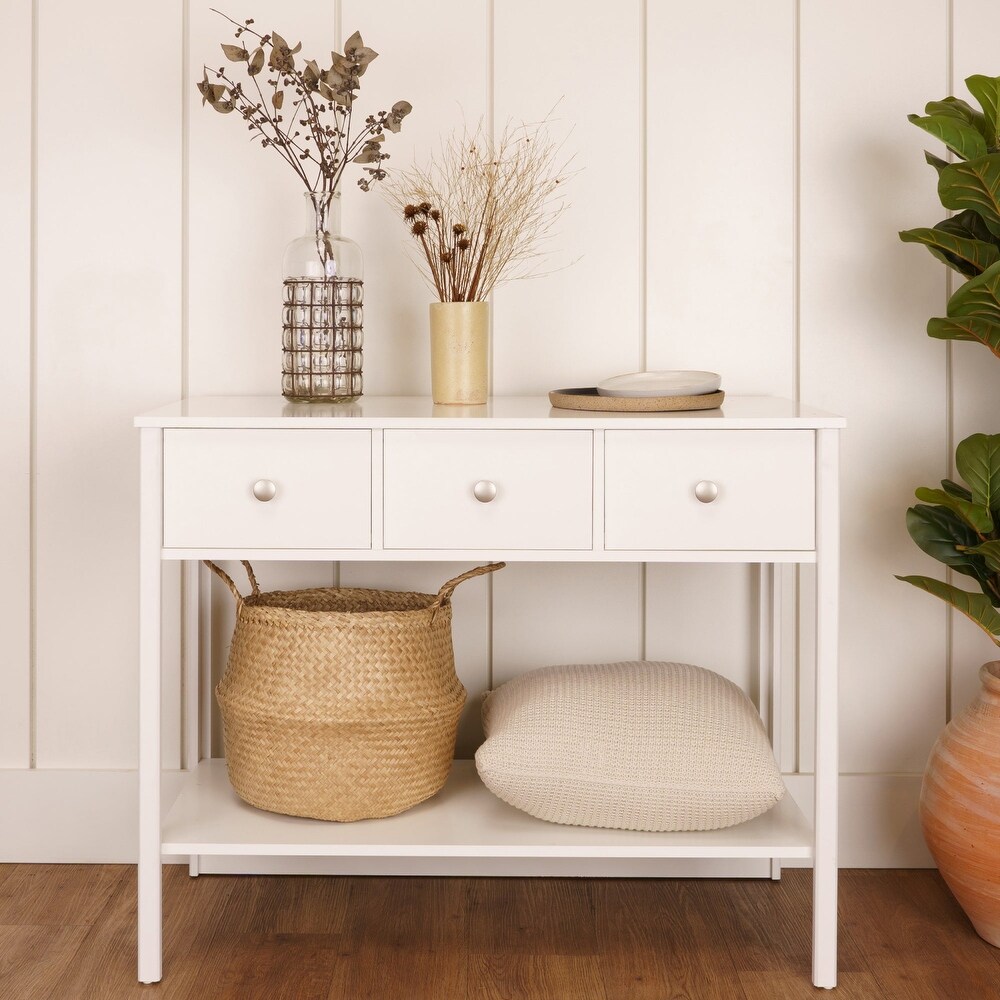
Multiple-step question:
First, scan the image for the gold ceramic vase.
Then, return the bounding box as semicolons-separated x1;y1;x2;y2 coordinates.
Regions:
920;660;1000;946
429;301;489;405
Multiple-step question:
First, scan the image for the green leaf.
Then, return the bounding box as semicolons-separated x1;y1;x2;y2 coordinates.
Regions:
896;575;1000;642
928;258;1000;358
943;478;974;501
925;150;950;175
926;97;989;144
966;75;1000;147
898;225;1000;277
956;432;1000;515
908;113;988;160
934;208;1000;245
927;315;1000;358
913;487;994;533
959;539;1000;572
906;504;989;580
926;99;971;121
938;155;1000;236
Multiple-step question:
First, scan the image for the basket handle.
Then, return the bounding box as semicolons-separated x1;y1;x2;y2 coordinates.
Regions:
202;560;261;605
430;562;506;611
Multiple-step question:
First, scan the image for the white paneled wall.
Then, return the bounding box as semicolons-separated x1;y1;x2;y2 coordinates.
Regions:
4;0;994;864
34;0;184;767
0;0;33;769
799;0;951;773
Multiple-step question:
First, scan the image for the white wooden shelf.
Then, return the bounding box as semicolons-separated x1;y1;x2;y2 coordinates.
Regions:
163;759;814;860
135;394;842;988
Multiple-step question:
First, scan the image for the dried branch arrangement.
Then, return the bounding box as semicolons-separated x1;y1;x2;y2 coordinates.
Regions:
384;122;571;302
198;9;412;194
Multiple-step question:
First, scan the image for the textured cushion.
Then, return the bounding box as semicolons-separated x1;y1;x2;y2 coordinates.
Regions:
475;661;785;832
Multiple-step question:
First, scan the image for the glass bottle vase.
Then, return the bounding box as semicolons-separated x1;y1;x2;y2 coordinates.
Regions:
282;191;364;402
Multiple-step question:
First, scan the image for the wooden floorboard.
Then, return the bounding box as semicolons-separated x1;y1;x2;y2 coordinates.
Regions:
0;867;998;999
593;879;742;1000
468;879;606;1000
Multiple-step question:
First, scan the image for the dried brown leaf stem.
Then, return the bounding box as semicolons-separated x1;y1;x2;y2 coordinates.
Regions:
199;9;412;195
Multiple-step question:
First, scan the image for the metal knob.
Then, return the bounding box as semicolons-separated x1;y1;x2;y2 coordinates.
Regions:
694;480;719;504
473;480;498;503
252;479;277;502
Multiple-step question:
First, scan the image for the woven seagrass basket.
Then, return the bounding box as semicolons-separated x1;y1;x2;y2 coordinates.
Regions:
205;560;505;821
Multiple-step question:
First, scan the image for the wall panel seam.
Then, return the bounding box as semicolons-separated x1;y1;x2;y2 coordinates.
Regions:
944;0;954;723
179;0;191;769
28;0;39;771
639;0;647;374
639;0;648;663
487;0;495;400
792;0;801;774
792;0;801;407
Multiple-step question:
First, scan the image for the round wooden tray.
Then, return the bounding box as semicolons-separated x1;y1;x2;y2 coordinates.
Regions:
549;387;725;412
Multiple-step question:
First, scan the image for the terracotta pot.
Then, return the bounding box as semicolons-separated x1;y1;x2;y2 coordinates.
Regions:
429;301;489;404
920;660;1000;946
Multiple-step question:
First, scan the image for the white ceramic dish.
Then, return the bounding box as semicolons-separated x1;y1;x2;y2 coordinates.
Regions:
596;370;722;398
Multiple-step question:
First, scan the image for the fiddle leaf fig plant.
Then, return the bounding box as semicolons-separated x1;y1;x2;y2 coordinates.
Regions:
899;74;1000;358
898;433;1000;645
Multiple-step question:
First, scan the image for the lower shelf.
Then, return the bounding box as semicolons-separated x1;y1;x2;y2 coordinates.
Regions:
161;759;813;860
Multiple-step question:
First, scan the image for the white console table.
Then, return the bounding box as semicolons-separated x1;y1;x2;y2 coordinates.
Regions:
134;395;844;988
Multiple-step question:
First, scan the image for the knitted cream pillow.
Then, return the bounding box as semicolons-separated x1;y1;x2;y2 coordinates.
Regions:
475;661;785;832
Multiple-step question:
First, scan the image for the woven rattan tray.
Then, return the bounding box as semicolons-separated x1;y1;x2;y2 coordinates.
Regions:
549;387;725;412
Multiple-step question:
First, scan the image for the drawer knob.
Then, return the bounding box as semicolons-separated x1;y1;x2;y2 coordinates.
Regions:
694;480;719;504
252;479;277;502
473;480;498;503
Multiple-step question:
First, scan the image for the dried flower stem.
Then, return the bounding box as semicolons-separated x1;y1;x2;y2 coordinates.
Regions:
384;120;571;302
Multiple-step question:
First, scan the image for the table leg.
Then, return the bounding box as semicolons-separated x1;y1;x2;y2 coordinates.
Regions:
812;429;839;989
138;428;163;983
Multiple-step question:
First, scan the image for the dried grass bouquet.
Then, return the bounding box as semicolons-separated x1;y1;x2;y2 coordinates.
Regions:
384;121;572;302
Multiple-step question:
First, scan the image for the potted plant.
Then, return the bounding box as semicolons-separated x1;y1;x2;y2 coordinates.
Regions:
383;122;571;405
198;11;411;402
898;74;1000;947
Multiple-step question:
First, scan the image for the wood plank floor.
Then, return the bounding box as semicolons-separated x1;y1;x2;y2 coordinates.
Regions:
1;866;998;999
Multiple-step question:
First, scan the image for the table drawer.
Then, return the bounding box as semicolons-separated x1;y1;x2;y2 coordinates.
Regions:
163;429;371;549
605;430;814;550
383;430;593;550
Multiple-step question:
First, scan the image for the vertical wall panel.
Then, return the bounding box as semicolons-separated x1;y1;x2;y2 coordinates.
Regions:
492;0;643;392
339;0;489;395
643;3;794;724
492;0;644;686
187;3;337;397
492;563;642;685
800;0;949;773
949;1;1000;717
334;2;492;746
645;1;795;396
645;565;756;696
34;0;183;767
0;0;33;767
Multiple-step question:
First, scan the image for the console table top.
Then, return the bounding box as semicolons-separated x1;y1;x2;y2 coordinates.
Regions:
135;395;846;429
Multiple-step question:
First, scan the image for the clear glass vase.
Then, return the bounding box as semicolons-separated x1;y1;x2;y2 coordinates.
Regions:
282;191;364;402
